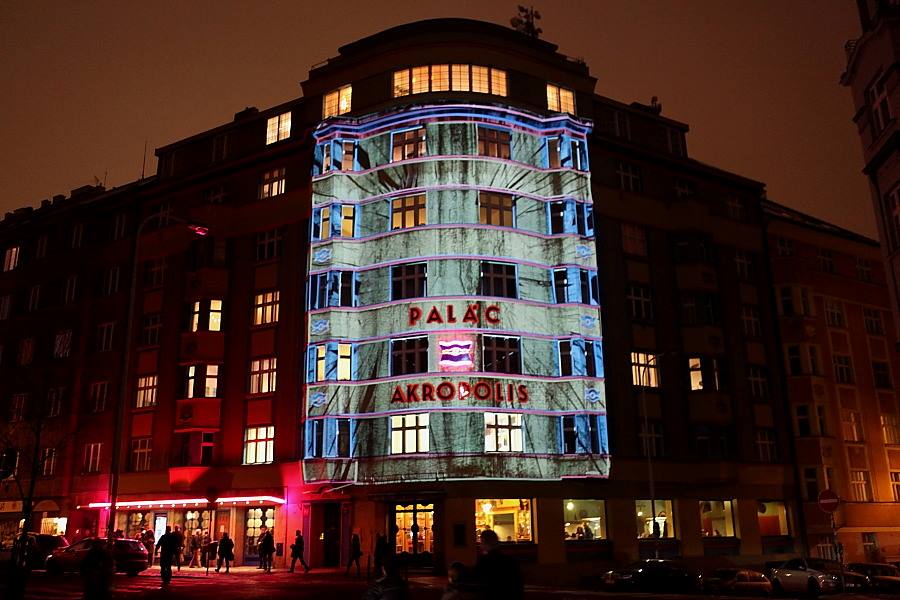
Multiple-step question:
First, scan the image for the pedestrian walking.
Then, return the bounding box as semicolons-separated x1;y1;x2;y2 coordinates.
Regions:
80;538;114;600
215;532;235;574
200;529;211;568
255;526;268;569
140;528;155;567
346;532;362;577
172;525;185;571
155;526;180;585
188;529;202;568
289;530;310;573
259;528;275;573
373;533;389;577
472;529;523;600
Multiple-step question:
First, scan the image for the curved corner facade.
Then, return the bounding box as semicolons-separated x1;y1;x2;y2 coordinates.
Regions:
304;104;607;485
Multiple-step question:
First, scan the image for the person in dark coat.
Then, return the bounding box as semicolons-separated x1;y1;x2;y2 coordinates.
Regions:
259;528;275;573
140;528;155;566
215;532;235;574
346;532;362;577
155;526;180;585
373;533;389;577
472;529;523;600
256;526;268;569
81;538;114;600
172;525;185;571
362;556;409;600
289;530;310;573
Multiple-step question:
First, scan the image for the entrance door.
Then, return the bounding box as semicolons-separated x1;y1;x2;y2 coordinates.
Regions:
393;503;435;565
153;515;167;544
243;507;275;565
322;503;340;567
214;509;230;541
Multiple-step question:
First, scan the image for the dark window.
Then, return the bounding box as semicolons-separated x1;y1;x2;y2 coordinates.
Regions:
562;415;577;454
482;335;521;374
553;269;567;303
392;127;426;161
391;337;429;376
874;361;893;389
479;192;514;227
201;433;215;466
391;263;427;300
626;284;654;321
580;270;598;305
478;127;511;159
692;425;733;460
559;340;573;376
337;418;351;458
255;229;283;262
585;341;598;377
309;272;356;309
480;262;517;298
392;195;426;229
141;313;162;346
547;137;561;168
549;202;566;234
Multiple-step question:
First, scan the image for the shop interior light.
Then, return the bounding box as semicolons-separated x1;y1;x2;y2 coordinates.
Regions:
88;495;286;509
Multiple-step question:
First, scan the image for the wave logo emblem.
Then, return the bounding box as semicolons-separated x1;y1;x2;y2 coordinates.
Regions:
580;315;597;329
309;391;327;408
585;388;601;404
438;340;473;370
312;248;332;264
311;319;330;334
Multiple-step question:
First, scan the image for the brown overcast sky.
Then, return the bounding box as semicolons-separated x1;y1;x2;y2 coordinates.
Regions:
0;1;873;235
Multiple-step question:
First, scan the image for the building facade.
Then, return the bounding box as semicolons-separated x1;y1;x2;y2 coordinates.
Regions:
765;200;900;562
0;19;806;578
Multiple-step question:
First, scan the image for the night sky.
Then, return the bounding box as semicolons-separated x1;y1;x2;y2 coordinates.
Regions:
0;1;873;235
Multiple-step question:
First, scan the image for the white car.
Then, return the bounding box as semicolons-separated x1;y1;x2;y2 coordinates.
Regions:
770;558;867;595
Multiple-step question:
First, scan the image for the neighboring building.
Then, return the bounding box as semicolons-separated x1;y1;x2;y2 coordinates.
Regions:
842;1;900;337
0;19;801;578
765;200;900;563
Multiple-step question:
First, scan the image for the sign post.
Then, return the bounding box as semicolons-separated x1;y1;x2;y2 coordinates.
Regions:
817;489;843;589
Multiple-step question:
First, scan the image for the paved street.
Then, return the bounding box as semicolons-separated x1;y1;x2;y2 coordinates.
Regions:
0;565;888;600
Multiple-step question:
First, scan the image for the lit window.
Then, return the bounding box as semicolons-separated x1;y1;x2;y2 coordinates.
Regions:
631;352;659;388
687;356;720;391
547;83;575;113
757;501;789;536
135;375;158;408
842;409;864;442
475;499;532;542
184;364;219;398
83;443;103;474
392;127;426;162
477;126;511;159
393;65;506;96
313;207;331;241
266;111;291;145
471;66;489;93
130;438;152;472
412;65;429;94
484;412;523;452
340;205;355;237
850;469;872;502
323;85;352;118
698;500;735;537
253;291;280;325
392;195;427;229
635;499;675;538
891;472;900;502
250;357;277;394
3;246;20;271
478;192;514;226
390;414;429;454
337;343;352;381
881;413;900;445
190;299;224;332
243;426;274;464
209;300;223;331
563;500;606;540
315;345;327;381
452;64;470;91
259;168;286;199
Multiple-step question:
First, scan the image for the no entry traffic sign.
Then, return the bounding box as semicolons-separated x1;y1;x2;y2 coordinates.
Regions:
817;489;840;514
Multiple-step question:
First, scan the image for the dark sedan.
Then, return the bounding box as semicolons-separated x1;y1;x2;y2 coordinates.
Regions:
704;568;772;595
847;562;900;593
46;538;147;577
604;559;703;592
0;533;68;570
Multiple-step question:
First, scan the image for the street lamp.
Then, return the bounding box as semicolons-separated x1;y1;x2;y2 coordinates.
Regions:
105;213;209;540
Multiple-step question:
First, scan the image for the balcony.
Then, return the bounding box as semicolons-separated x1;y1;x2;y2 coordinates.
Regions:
174;397;222;431
179;331;225;362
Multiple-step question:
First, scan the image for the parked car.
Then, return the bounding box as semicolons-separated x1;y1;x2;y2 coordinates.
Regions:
847;562;900;593
46;537;147;576
603;559;703;592
770;558;868;595
704;568;772;595
0;533;68;570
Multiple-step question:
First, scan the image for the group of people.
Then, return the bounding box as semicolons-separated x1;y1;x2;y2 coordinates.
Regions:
362;529;524;600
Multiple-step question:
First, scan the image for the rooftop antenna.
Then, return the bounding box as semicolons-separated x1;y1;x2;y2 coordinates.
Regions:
511;5;542;38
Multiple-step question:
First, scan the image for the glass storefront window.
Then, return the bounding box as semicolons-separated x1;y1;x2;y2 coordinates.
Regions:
757;501;789;536
635;499;675;538
40;517;67;536
394;503;434;555
563;499;606;540
184;510;210;536
127;511;151;538
244;507;275;562
475;499;533;543
699;500;735;537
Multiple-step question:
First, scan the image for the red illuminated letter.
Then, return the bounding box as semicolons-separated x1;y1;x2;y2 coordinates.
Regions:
426;307;444;324
447;304;457;323
485;304;500;324
408;307;422;326
391;386;407;403
463;304;480;324
516;384;529;402
406;384;420;402
436;382;455;400
422;383;435;402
